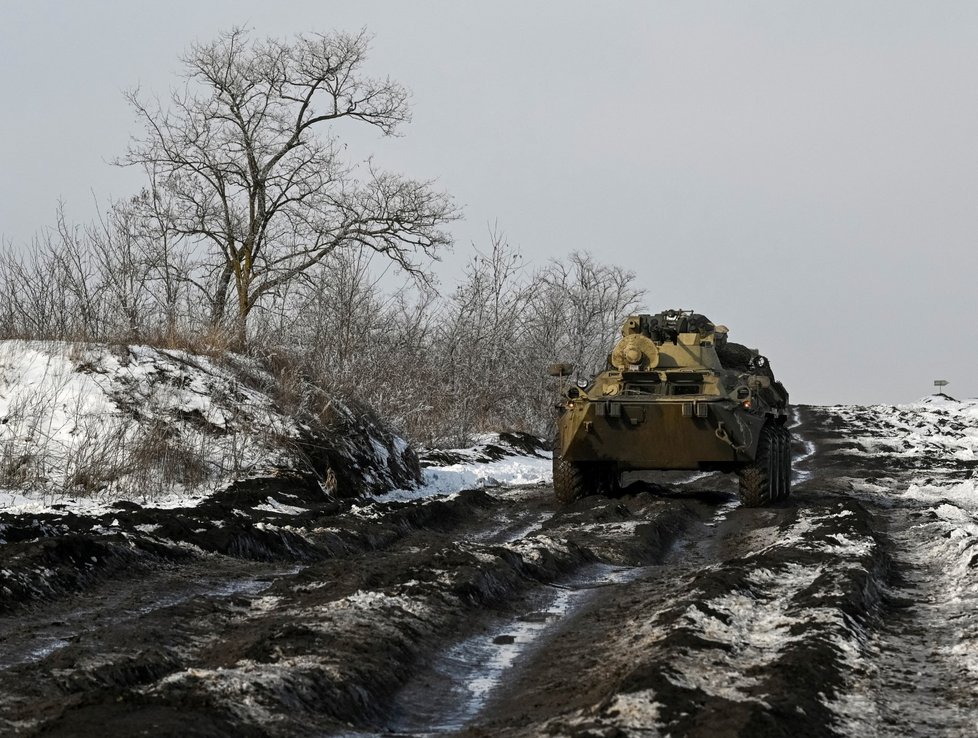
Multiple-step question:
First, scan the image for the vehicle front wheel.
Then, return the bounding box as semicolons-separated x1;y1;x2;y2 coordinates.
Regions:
553;450;618;504
553;453;590;503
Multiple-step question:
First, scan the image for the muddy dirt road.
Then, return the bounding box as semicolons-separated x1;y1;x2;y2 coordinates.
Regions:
2;405;977;737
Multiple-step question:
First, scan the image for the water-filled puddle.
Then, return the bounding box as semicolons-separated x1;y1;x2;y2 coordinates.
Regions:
389;563;640;734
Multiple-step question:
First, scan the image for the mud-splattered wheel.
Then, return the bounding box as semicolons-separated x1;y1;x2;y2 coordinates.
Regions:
553;436;619;504
553;453;590;503
767;425;792;502
738;423;780;507
776;425;793;500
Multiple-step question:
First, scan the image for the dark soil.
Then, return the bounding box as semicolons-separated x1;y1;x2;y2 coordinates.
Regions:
1;407;975;737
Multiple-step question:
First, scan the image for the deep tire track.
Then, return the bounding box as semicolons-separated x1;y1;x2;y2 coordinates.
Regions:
4;403;978;737
0;485;703;737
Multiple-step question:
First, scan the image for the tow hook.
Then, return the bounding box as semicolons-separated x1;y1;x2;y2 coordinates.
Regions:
716;419;750;451
715;422;733;445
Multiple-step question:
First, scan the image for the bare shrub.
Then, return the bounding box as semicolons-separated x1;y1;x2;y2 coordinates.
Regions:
247;232;645;444
62;416;133;494
0;201;644;460
125;419;212;499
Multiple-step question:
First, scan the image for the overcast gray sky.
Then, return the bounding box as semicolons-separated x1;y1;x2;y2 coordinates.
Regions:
2;1;976;405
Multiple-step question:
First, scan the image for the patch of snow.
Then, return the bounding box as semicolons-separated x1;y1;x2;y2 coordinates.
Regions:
248;596;283;612
903;479;978;512
327;588;435;623
152;658;334;726
253;497;309;515
671;562;825;705
0;486;213;517
595;690;665;732
502;534;573;564
825;397;978;464
645;506;879;711
375;452;552;504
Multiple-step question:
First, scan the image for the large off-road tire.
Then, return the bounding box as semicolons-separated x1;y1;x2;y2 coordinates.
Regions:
776;425;793;500
738;423;778;507
769;425;788;501
552;433;619;504
553;453;591;504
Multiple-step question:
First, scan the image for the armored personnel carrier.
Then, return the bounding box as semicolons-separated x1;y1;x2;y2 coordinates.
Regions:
551;310;791;507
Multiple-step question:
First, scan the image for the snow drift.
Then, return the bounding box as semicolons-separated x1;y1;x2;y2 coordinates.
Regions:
0;340;419;512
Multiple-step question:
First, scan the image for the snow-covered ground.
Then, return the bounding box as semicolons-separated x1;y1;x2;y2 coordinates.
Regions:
0;341;304;510
376;434;551;503
0;340;548;522
826;395;978;462
0;340;416;515
816;398;978;735
826;397;978;658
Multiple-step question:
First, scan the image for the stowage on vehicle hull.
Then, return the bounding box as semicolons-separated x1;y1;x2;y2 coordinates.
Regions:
552;310;791;507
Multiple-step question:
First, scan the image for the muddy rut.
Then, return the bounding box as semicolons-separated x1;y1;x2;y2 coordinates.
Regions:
2;407;977;737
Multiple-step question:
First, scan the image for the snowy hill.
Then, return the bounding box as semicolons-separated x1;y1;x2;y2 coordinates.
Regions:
0;340;420;515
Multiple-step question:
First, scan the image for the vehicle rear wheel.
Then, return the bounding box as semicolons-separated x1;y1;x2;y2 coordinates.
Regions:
769;427;785;502
768;425;792;501
738;423;778;507
778;425;793;500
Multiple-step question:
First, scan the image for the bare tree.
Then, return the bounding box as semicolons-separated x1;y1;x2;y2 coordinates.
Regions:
530;252;645;381
112;167;197;342
511;252;645;434
120;27;457;346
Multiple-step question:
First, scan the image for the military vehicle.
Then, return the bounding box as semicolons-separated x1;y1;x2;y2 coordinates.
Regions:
551;309;791;507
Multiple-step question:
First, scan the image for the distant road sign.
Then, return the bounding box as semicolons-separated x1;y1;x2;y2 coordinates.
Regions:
934;379;949;388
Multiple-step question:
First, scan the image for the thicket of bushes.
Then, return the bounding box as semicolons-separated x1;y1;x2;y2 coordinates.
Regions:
0;215;644;445
0;29;649;448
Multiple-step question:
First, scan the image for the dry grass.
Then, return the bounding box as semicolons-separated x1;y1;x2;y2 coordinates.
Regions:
0;342;299;503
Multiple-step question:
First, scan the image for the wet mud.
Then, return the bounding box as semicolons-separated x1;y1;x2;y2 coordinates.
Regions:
2;406;977;736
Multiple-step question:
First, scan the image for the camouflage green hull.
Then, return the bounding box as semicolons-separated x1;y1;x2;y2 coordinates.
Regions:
557;397;767;472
